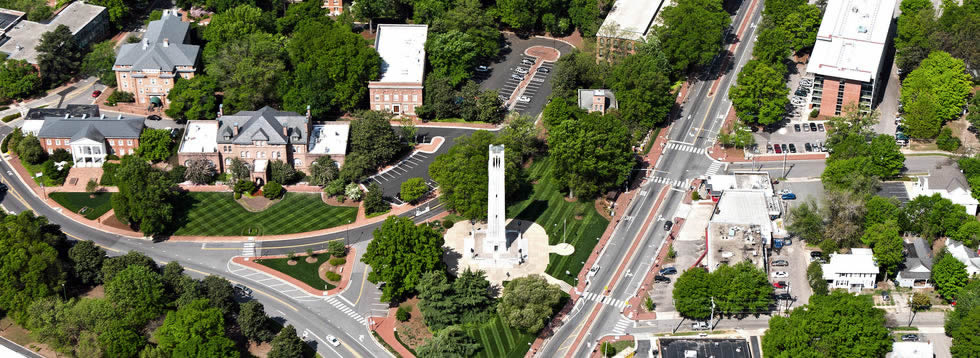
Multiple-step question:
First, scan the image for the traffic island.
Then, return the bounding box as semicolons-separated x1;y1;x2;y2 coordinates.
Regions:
233;247;356;296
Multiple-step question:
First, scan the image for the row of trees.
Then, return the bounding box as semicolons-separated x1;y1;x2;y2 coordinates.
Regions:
894;0;978;74
899;51;973;139
762;292;892;357
672;262;773;320
946;280;980;356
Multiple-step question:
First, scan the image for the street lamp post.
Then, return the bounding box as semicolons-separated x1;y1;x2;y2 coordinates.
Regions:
345;219;351;247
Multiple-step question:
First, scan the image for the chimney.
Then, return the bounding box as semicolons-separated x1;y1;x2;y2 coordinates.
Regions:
306;105;311;121
163;38;169;47
218;104;223;118
233;123;239;136
282;126;288;138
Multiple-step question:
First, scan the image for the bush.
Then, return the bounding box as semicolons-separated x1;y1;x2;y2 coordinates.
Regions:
263;181;283;199
345;183;362;201
363;183;388;215
667;244;676;259
1;113;21;123
1;133;10;153
105;154;119;160
234;179;256;195
691;191;701;201
329;257;346;266
85;179;99;193
396;305;411;322
600;342;617;357
810;109;819;118
936;127;961;152
644;297;655;311
127;35;141;43
17;135;44;164
329;240;346;257
325;272;342;281
442;218;455;229
234;192;242;200
100;162;118;185
324;179;345;197
50;148;71;163
105;91;135;106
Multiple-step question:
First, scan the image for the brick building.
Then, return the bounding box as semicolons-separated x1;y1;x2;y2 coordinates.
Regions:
177;106;349;184
322;0;343;15
368;24;427;118
0;2;109;64
595;0;665;62
806;0;896;117
577;89;618;114
113;9;199;108
34;111;145;168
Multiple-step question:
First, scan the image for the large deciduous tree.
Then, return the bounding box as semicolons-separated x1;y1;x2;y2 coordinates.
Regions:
425;30;479;87
348;111;402;170
497;275;563;333
136;129;174;163
932;250;968;301
951;306;980;357
151;299;238;357
362;216;445;302
672;268;712;320
205;32;285;112
709;261;773;316
900;51;972;138
763;292;891;357
105;265;166;326
202;4;273;59
238;300;276;343
165;75;219;121
729;59;789;125
80;40;117;86
658;0;731;72
267;325;305;358
867;134;905;179
608;40;674;132
308;156;339;186
862;221;904;277
549;113;634;200
0;59;42;101
111;155;176;236
68;240;107;286
36;25;82;88
184;157;217;185
0;212;66;324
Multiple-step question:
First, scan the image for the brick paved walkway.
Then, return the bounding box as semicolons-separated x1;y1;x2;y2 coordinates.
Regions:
370;309;416;358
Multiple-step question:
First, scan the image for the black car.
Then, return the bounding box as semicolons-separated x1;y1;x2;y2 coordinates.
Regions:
771;259;789;266
654;275;671;283
789;144;797;153
147;115;162;121
0;183;7;192
804;143;812;152
175;118;187;125
659;267;677;275
664;221;673;231
775;293;793;300
793;124;801;132
809;122;817;131
780;144;788;152
902;334;918;342
810;251;823;259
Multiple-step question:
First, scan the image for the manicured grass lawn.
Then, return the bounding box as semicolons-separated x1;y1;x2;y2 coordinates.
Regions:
465;315;536;358
253;257;336;291
506;156;609;285
173;192;357;236
50;192;114;220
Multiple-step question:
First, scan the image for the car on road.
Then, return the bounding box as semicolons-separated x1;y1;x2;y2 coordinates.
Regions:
659;267;677;275
0;183;7;192
664;220;673;231
773;144;782;154
901;334;918;342
326;335;341;346
5;171;11;176
147;115;161;121
91;90;102;97
588;266;600;277
475;65;489;72
772;281;787;288
771;271;789;278
781;193;797;200
539;67;550;73
788;144;797;153
772;259;789;266
794;124;801;132
233;284;252;297
515;67;529;74
510;73;524;80
517;96;531;103
809;122;817;132
692;321;709;330
654;275;671;283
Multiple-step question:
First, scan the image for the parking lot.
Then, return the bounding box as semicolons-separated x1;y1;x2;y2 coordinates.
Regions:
754;120;829;155
475;34;571;116
512;60;554;114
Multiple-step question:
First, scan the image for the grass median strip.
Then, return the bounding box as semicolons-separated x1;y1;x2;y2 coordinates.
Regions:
173;192;357;236
252;257;336;291
50;192;113;220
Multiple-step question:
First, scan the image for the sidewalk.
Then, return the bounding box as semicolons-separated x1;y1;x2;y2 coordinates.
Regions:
370;309;416;358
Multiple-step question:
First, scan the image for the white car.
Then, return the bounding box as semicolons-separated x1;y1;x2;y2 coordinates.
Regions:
475;65;489;72
771;271;789;278
326;335;340;347
515;67;529;74
517;96;531;103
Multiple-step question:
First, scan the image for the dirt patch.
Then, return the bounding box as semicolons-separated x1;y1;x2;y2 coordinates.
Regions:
0;317;59;358
951;117;980;152
322;193;360;207
287;260;297;266
102;214;134;232
237;195;278;212
305;256;318;264
247;341;272;358
594;200;612;221
80;285;105;299
392;297;432;351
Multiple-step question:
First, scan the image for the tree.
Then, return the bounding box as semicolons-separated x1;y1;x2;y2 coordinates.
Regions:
429;0;500;61
80;40;117;86
900;51;972;137
17;134;44;164
238;300;275;343
68;240;106;286
862;221;904;277
362;216;445;302
363;183;388;215
350;0;398;31
136;129;174;163
277;0;326;34
165;75;219;121
497;275;563;333
568;0;600;35
429;131;524;219
268;160;297;185
201;275;238;316
161;261;185;297
900;194;970;239
932;251;968;301
416;270;458;330
864;196;900;229
821;157;878;195
709;262;773;316
420;72;459;120
821;190;867;251
752;23;792;64
453;268;492;323
951;220;980;248
806;261;828;296
496;0;539;30
263;181;283;199
184;157;217;185
781;5;821;52
729;59;789;125
608;40;674;131
111;155;176;235
99;325;145;358
267;325;304;358
951;307;980;357
549;113;634;199
763;292;891;357
202;4;273;57
425;30;479;87
0;59;41;101
101;251;157;282
936;127;961;152
308;156;339;186
895;0;936;71
349;111;402;169
329;240;346;257
658;0;731;72
36;25;82;88
400;177;429;203
946;280;980;337
228;157;250;183
152;299;238;357
205;32;284;112
0;212;66;324
903;90;941;138
416;325;481;358
105;265;166;326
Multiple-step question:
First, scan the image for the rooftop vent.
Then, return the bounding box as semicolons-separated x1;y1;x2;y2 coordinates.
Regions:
851;6;859;12
857;25;868;33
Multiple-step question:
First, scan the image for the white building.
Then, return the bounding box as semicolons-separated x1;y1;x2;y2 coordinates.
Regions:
907;163;979;215
595;0;666;60
946;238;980;277
307;123;350;166
822;248;879;290
706;190;773;271
368;24;427;117
887;342;934;358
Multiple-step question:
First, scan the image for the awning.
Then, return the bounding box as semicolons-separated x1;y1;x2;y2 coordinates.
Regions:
150;96;163;105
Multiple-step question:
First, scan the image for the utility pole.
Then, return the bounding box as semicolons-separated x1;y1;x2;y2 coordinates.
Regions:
563;217;567;244
781;151;787;178
710;297;716;332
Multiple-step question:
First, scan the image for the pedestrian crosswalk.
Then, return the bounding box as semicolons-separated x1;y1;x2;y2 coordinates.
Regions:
610;317;631;336
242;238;256;257
649;176;686;189
706;161;723;176
666;142;707;154
580;291;629;310
325;296;367;325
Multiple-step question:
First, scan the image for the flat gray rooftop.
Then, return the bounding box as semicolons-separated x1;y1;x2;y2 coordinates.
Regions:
659;338;752;358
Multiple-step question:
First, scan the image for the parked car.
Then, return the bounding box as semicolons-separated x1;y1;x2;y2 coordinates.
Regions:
772;281;787;288
766;144;773;153
781;193;797;200
91;90;102;98
772;259;789;266
902;334;918;342
664;220;673;231
659;267;678;275
809;122;817;131
522;58;535;65
692;321;709;330
784;238;792;246
774;144;782;154
775;293;793;300
810;251;823;259
475;65;489;72
881;291;891;302
788;144;797;153
804;143;812;152
654;275;671;283
515;67;529;74
794;124;801;132
326;335;341;346
517;96;531;103
771;271;789;278
780;144;788;152
147;115;161;121
817;123;825;131
539;67;550;73
803;123;810;132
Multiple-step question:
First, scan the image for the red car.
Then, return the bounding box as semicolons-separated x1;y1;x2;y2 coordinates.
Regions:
91;90;102;98
772;281;787;288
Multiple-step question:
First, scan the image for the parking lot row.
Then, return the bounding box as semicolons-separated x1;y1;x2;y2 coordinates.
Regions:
368;152;431;184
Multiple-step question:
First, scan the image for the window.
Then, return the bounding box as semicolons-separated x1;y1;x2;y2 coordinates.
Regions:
109;140;114;145
276;151;281;159
374;94;380;101
122;82;128;88
127;140;133;146
55;139;61;145
129;149;134;155
375;105;381;110
241;151;246;158
384;104;390;111
225;158;231;166
394;94;399;101
48;149;53;154
122;74;127;78
384;94;390;101
164;79;169;85
150;78;157;85
413;94;418;102
46;139;52;145
294;159;303;167
137;79;143;84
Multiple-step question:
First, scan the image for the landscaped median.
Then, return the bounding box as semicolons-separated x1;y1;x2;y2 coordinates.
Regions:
49;192;114;220
231;244;356;296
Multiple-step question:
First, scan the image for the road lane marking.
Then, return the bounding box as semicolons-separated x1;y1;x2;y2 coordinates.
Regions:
189;265;300;312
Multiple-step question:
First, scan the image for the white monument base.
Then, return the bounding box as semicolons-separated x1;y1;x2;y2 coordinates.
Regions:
443;219;571;287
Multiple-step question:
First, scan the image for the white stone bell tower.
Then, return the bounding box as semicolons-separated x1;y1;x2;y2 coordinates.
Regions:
486;145;506;254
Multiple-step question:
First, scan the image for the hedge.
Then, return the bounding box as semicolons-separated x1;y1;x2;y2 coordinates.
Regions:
1;113;21;123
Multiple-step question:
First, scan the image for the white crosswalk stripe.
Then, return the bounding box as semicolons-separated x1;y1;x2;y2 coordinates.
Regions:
706;161;723;176
580;291;628;310
649;176;686;189
324;296;367;325
610;317;631;336
666;142;707;154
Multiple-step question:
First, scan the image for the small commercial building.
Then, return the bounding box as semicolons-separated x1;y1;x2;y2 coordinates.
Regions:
577;89;618;114
703;171;776;200
806;0;897;116
113;9;200;108
706;190;778;271
35;113;145;167
822;248;879;290
658;338;752;358
896;238;933;288
595;0;666;61
0;2;109;64
368;24;427;118
887;341;935;358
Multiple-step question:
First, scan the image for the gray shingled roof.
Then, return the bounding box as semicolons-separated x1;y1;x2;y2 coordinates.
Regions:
217;106;308;145
38;117;145;140
114;13;199;71
899;238;934;279
929;163;970;192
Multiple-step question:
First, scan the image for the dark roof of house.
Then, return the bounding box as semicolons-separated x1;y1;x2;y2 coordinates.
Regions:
217;106;308;145
659;339;751;358
37;116;144;140
899;238;934;279
26;105;101;120
114;11;198;71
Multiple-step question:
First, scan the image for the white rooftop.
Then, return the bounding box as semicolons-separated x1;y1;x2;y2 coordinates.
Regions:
0;2;107;64
823;248;879;277
711;190;772;227
373;24;427;84
597;0;666;41
887;342;934;358
806;0;897;82
307;123;349;155
21;119;43;136
179;121;218;153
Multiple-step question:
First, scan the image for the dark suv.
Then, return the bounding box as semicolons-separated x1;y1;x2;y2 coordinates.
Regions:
654;275;671;283
664;221;673;231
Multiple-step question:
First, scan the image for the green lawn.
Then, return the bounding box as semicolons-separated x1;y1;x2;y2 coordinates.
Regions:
466;315;536;358
506;156;609;285
173;192;357;236
253;257;336;291
50;192;114;220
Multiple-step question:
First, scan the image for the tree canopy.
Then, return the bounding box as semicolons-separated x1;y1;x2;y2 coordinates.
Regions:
548;112;634;199
165;75;219;121
80;40;117;87
416;325;481;358
136;129;175;163
0;212;66;324
348;111;403;174
729;59;790;125
658;0;731;72
932;250;969;301
429;130;525;219
105;264;166;327
151;299;238;358
0;59;42;101
205;32;285;112
607;40;675;132
497;275;563;333
111;155;176;236
36;25;82;88
762;292;891;357
362;216;445;302
900;51;972;138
